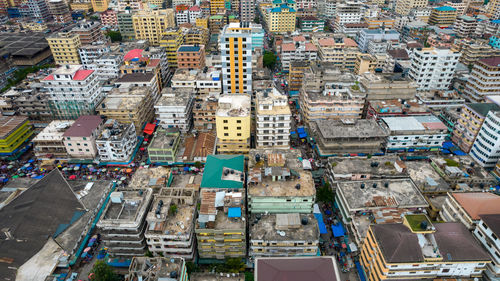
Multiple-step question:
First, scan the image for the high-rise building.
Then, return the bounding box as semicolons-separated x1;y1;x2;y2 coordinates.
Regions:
73;21;105;46
408;47;460;91
47;31;82;65
215;95;251;154
255;87;291;149
48;0;71;23
132;9;176;45
470;103;500;168
91;0;108;12
118;9;135;40
428;6;457;27
263;0;297;33
240;0;254;22
220;22;253;95
395;0;428;15
19;0;51;22
209;0;224;14
160;27;184;67
464;57;500;102
100;9;118;26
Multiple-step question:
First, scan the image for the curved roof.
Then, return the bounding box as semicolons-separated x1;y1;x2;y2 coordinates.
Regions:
124;48;143;61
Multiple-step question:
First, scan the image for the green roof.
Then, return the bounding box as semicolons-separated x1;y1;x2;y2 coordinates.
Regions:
467;103;500;117
405;214;432;232
200;155;244;188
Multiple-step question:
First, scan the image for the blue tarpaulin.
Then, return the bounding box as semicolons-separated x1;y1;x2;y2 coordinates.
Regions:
297;127;305;134
299;133;307;138
355;261;367;281
441;149;451;154
228;207;241;218
314;213;327;234
332;223;345;237
442;141;454;149
453;149;467;156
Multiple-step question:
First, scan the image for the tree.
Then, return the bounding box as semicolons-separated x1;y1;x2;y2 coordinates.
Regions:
169;204;178;215
263;51;277;69
145;250;153;257
186;261;199;275
316;182;334;203
90;260;120;281
224;258;246;273
89;15;99;21
106;30;122;42
254;17;260;24
194;161;203;169
244;271;254;281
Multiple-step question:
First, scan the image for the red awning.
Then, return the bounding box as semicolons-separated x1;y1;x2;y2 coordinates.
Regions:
143;123;156;135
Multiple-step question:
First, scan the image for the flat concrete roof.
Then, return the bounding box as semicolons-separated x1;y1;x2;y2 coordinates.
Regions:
328;156;403;176
315;119;388;139
250;213;318;242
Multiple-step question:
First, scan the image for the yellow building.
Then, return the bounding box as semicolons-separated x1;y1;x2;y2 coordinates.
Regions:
395;0;428;15
196;17;209;29
264;0;297;33
47;32;82;65
159;27;184;67
91;0;108;12
70;1;92;11
428;6;457;27
210;0;225;15
21;21;48;32
184;26;209;46
215;95;251;154
365;17;395;29
361;214;490;281
355;54;385;74
132;9;175;45
0;116;33;159
314;36;360;72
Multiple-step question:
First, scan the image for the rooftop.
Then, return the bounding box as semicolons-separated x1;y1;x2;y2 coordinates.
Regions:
381;115;447;132
197;189;245;230
405;161;449;192
250;213;319;242
172;68;198;81
479;56;500;67
178;45;202;52
181;132;216;162
431;155;495;181
62;115;102;138
116;73;155;83
98;188;153;229
97;120;133;141
336;178;428;212
156;88;193;107
216;95;251;117
315;119;388;139
129;167;171;189
99;86;149;111
466;102;500;117
255;257;340;281
0;116;29;139
479;214;500;237
148;128;180;153
328;156;403;177
190;272;244;281
127;257;184;281
33;120;74;141
200;155;244;189
451;192;500;220
434;5;456;11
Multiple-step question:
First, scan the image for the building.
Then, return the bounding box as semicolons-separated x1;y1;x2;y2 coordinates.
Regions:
457;40;500;66
452;103;499;153
100;9;118;26
33;120;74;160
200;154;244;189
181;132;217;162
19;0;50;22
193;99;218;131
327;156;407;182
195;188;246;260
254;257;341;281
357;29;400;53
145;186;197;259
263;0;297;33
220;23;253;95
73;21;105;46
184;27;210;46
191;273;244;281
314;36;360;71
240;0;254;22
415;90;465;109
454;15;477;38
210;0;224;14
334;1;363;30
361;218;491;281
408;47;460;91
155;88;194;133
97;86;154;135
300;16;324;32
78;43;111;66
48;0;71;23
196;69;222;98
288;61;309;92
473;214;500;281
215;95;251;154
247;149;315;213
97;188;153;257
441;192;500;229
126;257;189;281
87;53;122;81
62;115;103;159
249;213;319;260
118;11;135;40
70;0;93;11
280;38;318;69
255;88;291;149
464;57;500;102
115;73;161;106
312;119;389;156
177;45;206;69
381;115;448;152
96;119;137;163
46;32;81;65
0;116;33;159
148;128;181;164
354;53;383;75
429;155;496;188
91;0;108;11
470;110;500;168
428;6;457;27
160;27;184;68
133;9;176;45
395;0;427;15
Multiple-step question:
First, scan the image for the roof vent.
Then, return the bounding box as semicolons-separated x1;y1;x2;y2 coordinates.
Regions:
295;184;301;190
372;183;377;188
301;217;308;225
384;182;389;188
361;183;365;189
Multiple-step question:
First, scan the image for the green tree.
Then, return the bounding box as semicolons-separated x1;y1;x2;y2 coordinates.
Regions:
244;271;254;281
316;182;334;203
254;17;260;24
145;250;153;257
169;204;178;215
106;30;122;42
263;51;277;69
186;261;199;275
194;161;203;169
224;258;246;273
90;260;120;281
89;15;99;21
1;64;54;93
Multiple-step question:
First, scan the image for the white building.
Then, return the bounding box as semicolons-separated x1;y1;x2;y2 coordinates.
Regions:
87;54;123;82
408;47;460;91
357;29;400;53
96;119;137;163
323;0;337;19
155;88;194;133
280;40;318;69
115;73;161;103
171;68;197;90
334;1;364;30
78;43;111;66
188;6;203;24
470;110;500;168
176;10;189;25
42;65;104;119
62;115;104;159
33;120;74;159
473;214;500;281
256;88;292;149
195;69;222;98
172;0;193;7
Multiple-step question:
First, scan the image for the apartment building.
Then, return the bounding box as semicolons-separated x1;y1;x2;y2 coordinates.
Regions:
78;43;110;66
280;38;318;69
42;65;103;119
126;257;189;281
115;73;160;106
0;116;33;159
184;27;210;46
395;0;427;15
457;40;500;66
473;214;500;281
464;57;500;102
263;0;297;33
97;188;153;257
193;99;218;131
357;29;400;53
100;9;117;26
62;115;103;159
452;103;499;153
247;149;315;213
160;27;184;68
97;86;154;135
96;120;137;163
70;0;92;11
155;88;194;133
210;0;224;14
87;54;122;82
91;0;108;11
118;11;135;40
133;9;176;45
73;21;105;46
148;128;181;164
334;1;363;30
354;54;382;75
177;45;206;70
220;22;253;94
428;6;457;27
288;61;309;93
47;32;82;65
470;110;500;168
195;189;246;260
255;88;291;149
240;0;254;22
441;192;500;229
145;186;197;259
408;47;460;91
33;120;74;160
171;68;197;90
216;95;251;154
19;0;50;22
196;69;222;98
454;15;477;38
315;36;359;71
48;0;71;23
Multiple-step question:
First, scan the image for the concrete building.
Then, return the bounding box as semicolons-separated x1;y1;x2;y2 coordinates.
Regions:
428;6;457;27
184;26;210;47
132;9;176;45
46;32;81;65
454;15;477;38
19;0;50;22
126;257;189;281
155;88;194;133
359;73;416;100
78;43;111;66
255;257;341;281
280;38;318;69
334;1;363;30
457;40;500;66
429;155;496;188
48;0;71;23
381;115;448;152
73;21;105;46
42;65;104;120
145;186;197;259
240;0;254;22
300;16;325;32
118;11;135;40
327;156;407;183
159;27;184;68
249;213;319;260
96;119;137;163
97;188;153;257
87;54;123;82
0;116;33;160
247;149;315;213
177;45;206;70
408;47;460;91
216;95;251;154
441;192;500;229
195;188;246;260
314;36;360;71
473;214;500;281
255;88;291;149
220;23;253;95
193;99;218;131
191;273;244;281
312;119;388;156
148;128;181;164
395;0;427;15
196;69;222;98
470;110;500;168
288;61;309;93
115;73;160;106
452;103;499;153
361;218;491;281
464;57;500;102
262;0;297;33
100;9;118;26
357;29;400;53
91;0;108;11
62;115;103;159
33;120;74;160
415;90;465;109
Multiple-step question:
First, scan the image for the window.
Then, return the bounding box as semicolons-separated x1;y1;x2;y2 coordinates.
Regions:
223;120;228;123
224;133;229;136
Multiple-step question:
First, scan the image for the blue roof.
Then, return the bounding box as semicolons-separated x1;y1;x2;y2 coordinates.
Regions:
200;155;244;189
228;207;241;218
332;223;345;237
178;45;201;52
434;6;456;11
314;213;327;234
493;19;500;24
